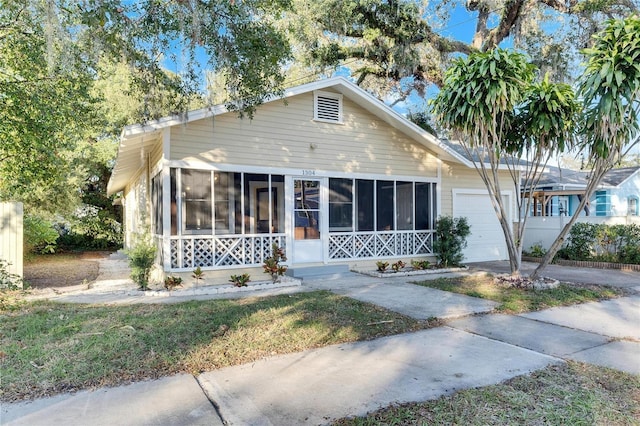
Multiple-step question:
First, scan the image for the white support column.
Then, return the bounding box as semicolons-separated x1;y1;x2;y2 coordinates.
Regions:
162;128;172;272
436;157;442;218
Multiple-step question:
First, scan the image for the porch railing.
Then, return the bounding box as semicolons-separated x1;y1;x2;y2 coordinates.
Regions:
328;230;433;260
169;234;286;270
167;230;434;271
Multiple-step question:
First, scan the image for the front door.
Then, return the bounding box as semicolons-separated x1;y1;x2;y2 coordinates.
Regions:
293;178;323;263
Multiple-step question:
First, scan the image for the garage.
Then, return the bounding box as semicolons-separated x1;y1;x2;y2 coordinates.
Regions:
452;189;510;262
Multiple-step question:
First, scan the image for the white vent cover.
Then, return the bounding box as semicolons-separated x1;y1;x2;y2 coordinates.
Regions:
314;91;342;123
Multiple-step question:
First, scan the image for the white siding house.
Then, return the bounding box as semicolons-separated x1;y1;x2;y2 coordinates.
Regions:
107;77;513;277
523;166;640;250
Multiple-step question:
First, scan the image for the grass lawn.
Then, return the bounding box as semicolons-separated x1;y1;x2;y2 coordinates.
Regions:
333;362;640;425
1;271;634;423
0;291;430;402
412;274;624;313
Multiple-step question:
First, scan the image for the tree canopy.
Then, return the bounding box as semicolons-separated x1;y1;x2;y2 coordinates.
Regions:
0;0;293;207
287;0;638;103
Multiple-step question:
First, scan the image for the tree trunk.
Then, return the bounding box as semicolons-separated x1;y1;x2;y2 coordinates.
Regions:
530;164;607;280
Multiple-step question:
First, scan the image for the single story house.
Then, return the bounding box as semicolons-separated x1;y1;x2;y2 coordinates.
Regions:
527;166;640;217
107;77;514;278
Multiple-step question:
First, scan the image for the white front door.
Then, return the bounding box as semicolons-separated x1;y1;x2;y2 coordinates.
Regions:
293;178;324;263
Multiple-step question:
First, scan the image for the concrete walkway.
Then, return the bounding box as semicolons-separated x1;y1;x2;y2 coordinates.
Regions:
3;259;639;425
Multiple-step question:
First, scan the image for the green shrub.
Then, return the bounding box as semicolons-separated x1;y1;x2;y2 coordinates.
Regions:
263;243;287;283
23;214;58;254
560;223;640;264
433;215;471;267
376;261;389;272
229;273;251;287
164;276;183;291
57;207;122;250
561;223;600;260
126;235;157;290
411;259;431;270
524;242;547;257
0;260;23;290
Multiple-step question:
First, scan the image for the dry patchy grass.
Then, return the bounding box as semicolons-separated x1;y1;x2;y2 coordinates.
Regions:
334;362;640;425
413;274;623;313
0;291;433;402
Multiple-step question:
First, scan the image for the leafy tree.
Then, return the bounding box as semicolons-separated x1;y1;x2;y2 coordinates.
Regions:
531;15;640;279
1;0;293;204
288;0;637;102
431;49;579;276
0;2;97;206
67;0;292;116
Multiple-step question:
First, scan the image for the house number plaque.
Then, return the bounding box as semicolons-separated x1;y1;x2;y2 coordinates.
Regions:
302;170;317;176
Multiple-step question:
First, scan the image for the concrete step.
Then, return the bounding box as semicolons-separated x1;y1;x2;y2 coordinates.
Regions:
286;264;351;280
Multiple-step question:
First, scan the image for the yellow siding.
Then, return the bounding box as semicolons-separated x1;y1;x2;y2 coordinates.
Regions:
170;92;439;178
439;161;513;216
150;141;163;169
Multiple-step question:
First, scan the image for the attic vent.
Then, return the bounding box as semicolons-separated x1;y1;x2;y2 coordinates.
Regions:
314;91;343;123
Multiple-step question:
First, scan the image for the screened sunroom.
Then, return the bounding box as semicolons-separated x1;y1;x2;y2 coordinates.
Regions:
151;167;437;272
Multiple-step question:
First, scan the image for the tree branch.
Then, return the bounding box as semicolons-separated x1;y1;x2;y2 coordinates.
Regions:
483;0;527;50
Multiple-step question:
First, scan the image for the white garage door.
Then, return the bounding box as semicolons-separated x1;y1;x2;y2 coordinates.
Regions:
452;190;509;262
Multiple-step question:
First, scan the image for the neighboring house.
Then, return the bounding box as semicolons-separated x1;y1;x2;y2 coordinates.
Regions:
107;77;514;277
528;166;640;217
522;165;640;251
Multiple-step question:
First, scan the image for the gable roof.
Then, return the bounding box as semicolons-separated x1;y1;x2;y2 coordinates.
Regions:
107;77;473;195
537;166;640;189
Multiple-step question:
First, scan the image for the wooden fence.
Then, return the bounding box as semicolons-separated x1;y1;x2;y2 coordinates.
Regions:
1;202;23;282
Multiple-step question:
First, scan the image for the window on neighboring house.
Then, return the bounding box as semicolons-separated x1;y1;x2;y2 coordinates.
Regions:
314;91;343;123
595;191;609;216
628;196;639;216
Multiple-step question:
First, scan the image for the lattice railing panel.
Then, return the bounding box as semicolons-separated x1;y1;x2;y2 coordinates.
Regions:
328;231;435;260
170;239;180;269
194;239;214;267
414;232;433;254
396;233;412;256
216;238;244;266
169;235;286;270
182;239;194;268
355;234;376;258
329;234;353;259
375;233;395;257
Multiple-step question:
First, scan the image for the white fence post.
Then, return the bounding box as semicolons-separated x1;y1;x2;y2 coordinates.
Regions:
1;202;24;285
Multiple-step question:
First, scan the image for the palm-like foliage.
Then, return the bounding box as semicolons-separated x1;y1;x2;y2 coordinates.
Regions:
433;49;579;276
